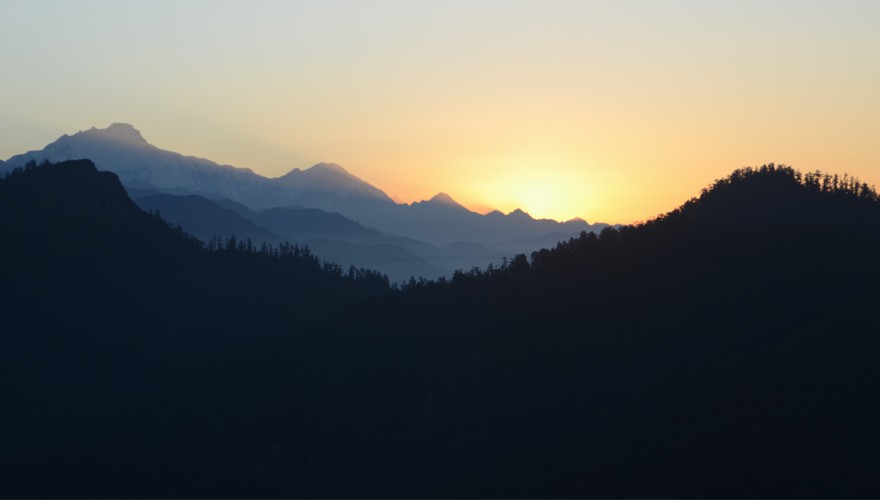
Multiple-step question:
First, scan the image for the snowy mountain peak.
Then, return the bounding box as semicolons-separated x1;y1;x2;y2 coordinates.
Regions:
429;192;461;207
278;162;351;179
309;162;349;175
273;161;394;208
79;123;150;147
507;208;534;220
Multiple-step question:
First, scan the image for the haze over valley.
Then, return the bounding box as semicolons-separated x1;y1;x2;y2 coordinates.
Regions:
3;123;608;281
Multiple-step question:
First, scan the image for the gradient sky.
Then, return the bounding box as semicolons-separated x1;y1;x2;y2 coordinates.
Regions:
2;1;879;223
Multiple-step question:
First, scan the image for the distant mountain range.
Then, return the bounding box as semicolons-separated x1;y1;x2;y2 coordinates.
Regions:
133;193;448;280
4;123;607;238
4;123;397;214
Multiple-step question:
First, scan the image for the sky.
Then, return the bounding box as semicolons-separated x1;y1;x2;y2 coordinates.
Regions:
1;0;879;223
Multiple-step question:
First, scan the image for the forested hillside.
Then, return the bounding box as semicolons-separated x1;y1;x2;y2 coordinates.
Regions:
0;160;390;498
2;163;879;497
192;164;880;497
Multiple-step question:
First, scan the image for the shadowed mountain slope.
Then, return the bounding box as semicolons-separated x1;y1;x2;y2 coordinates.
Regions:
163;164;880;498
131;193;451;281
253;205;388;243
0;159;390;330
0;160;390;497
134;193;288;246
5;163;877;498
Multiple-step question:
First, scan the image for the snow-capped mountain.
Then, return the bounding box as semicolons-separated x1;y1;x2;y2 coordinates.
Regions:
5;124;392;212
5;123;609;247
5;123;267;198
347;190;601;246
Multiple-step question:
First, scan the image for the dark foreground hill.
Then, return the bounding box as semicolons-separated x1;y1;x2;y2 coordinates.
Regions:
2;163;880;498
0;160;390;497
0;160;390;336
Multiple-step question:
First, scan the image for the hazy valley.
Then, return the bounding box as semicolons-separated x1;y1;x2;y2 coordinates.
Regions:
3;124;609;282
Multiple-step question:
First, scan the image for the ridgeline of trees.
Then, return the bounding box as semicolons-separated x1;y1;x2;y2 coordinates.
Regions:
2;162;880;497
405;164;880;290
0;160;391;498
201;164;880;498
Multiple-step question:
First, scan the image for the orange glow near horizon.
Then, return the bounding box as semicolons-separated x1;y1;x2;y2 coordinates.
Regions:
386;168;601;222
2;2;879;224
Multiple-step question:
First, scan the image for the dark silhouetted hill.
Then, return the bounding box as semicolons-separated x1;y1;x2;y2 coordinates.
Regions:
169;164;879;498
0;160;390;498
4;163;880;498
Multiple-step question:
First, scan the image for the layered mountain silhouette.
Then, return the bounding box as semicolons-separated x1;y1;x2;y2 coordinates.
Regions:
5;124;270;200
3;124;608;250
0;158;389;333
0;160;390;498
3;124;395;213
134;193;288;245
131;192;495;280
4;162;880;497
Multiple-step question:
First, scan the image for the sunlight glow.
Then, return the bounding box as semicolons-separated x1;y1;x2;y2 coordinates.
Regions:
465;161;603;222
1;1;879;223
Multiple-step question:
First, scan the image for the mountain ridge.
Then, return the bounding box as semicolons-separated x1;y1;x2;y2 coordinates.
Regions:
426;191;464;207
3;123;608;246
132;191;513;280
133;193;289;246
84;122;152;146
